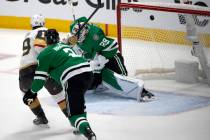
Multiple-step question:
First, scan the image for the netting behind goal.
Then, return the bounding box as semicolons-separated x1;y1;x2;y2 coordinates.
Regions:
117;2;210;82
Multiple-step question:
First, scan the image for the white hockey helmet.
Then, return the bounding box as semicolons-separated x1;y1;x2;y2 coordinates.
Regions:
30;14;45;28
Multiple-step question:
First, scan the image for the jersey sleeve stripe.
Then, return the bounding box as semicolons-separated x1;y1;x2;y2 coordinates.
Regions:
34;76;47;81
34;71;48;80
61;64;91;80
35;71;49;76
76;120;88;130
34;39;46;48
74;117;86;127
102;42;118;52
114;55;127;75
61;67;92;84
34;73;48;78
34;44;46;48
61;62;89;79
31;90;37;94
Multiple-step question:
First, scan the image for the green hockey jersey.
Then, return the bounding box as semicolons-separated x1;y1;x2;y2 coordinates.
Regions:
79;24;118;60
70;17;119;60
31;42;92;93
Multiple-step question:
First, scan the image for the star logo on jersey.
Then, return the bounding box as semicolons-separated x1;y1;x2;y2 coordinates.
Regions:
93;34;99;41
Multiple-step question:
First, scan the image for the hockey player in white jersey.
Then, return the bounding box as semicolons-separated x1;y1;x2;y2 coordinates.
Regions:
19;14;68;126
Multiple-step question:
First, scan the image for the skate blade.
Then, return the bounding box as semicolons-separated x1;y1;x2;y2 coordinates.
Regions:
33;123;50;129
139;96;157;102
74;134;97;140
73;129;81;135
90;136;97;140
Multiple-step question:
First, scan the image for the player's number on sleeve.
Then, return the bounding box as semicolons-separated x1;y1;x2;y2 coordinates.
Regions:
99;38;110;47
22;38;31;56
63;48;80;57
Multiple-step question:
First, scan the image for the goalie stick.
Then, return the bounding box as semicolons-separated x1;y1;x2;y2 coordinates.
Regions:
67;0;101;45
68;0;78;21
74;0;101;37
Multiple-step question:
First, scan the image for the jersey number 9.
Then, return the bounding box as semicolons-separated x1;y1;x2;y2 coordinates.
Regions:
22;38;31;56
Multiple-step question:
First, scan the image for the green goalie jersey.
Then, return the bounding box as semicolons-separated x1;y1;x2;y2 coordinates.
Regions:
70;17;119;60
31;42;92;93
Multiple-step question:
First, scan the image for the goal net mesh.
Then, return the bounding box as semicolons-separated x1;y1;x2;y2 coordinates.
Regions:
117;2;210;81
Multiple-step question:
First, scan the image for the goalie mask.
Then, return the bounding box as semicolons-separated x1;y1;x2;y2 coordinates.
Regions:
70;17;89;43
30;14;45;28
45;29;60;45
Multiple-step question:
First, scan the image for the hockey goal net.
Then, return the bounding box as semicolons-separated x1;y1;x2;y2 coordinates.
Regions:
117;1;210;83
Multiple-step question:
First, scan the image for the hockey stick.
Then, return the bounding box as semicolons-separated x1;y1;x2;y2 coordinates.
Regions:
68;0;78;21
74;0;101;36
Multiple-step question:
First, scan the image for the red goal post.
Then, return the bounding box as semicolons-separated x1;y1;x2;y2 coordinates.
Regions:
117;2;210;52
116;2;210;84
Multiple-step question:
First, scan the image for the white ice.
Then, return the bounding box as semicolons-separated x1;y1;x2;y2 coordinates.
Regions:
0;29;210;140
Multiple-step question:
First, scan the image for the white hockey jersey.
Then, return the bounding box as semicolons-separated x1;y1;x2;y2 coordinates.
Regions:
20;27;47;69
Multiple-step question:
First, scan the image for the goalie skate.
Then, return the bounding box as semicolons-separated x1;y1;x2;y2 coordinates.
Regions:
73;129;81;135
94;84;108;93
138;88;155;102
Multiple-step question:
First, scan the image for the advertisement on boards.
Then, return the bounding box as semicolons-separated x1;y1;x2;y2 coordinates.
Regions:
0;0;209;24
0;0;210;34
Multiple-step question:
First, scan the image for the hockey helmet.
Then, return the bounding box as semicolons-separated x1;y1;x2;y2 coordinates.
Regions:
45;29;60;45
30;14;45;28
70;17;90;43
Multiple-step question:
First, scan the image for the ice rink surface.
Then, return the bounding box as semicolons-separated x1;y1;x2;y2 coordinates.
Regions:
0;29;210;140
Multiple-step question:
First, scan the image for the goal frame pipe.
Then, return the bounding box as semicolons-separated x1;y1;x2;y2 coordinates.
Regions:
116;2;210;52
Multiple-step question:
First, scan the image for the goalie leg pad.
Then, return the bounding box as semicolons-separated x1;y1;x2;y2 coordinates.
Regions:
102;68;143;100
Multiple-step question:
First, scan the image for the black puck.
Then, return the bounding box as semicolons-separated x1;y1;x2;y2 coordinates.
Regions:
72;1;78;6
150;15;155;21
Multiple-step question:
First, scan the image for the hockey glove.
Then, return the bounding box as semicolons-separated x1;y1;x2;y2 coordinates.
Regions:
61;33;78;45
23;90;37;106
89;59;101;71
90;54;109;71
69;35;78;45
97;55;109;67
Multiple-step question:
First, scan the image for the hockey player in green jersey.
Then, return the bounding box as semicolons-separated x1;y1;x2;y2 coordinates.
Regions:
63;16;155;102
63;16;127;90
69;16;127;76
23;29;96;140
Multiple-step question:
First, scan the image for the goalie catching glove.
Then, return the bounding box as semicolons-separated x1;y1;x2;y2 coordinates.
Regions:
89;54;109;71
23;90;37;106
62;33;78;45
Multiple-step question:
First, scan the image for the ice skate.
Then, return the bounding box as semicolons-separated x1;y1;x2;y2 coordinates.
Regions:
73;129;81;135
83;127;97;140
138;88;155;102
33;115;49;128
